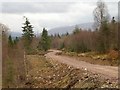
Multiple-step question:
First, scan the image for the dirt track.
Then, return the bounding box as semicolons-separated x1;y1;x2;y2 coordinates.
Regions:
45;50;118;81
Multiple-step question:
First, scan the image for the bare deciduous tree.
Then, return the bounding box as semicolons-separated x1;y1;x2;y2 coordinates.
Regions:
93;0;109;28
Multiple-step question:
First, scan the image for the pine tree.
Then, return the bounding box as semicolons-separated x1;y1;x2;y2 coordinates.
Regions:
57;34;61;38
8;35;13;47
111;17;116;24
13;37;19;45
38;28;50;51
22;16;34;50
66;32;69;36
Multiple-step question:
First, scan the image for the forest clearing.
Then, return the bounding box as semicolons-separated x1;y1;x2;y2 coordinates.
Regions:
1;0;119;89
21;51;118;88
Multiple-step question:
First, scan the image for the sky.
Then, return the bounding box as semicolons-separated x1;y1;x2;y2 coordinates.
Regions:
0;0;119;34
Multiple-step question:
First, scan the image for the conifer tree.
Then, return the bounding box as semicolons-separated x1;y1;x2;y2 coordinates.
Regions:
22;16;34;50
38;28;50;51
8;35;13;47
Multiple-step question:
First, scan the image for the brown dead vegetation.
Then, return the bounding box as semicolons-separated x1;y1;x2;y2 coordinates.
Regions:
61;50;118;66
2;25;26;88
24;55;118;88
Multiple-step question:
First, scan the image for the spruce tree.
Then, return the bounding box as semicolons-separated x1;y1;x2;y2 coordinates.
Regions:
13;37;19;45
38;28;50;51
22;17;34;50
8;35;13;47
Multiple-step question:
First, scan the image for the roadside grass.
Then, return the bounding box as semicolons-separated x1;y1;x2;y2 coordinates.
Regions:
2;48;26;88
60;50;118;66
3;58;15;88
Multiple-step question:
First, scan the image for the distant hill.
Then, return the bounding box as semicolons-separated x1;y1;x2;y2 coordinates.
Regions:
10;32;22;38
9;22;94;37
48;22;94;35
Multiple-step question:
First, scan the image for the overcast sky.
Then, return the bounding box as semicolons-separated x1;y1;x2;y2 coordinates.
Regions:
0;0;119;34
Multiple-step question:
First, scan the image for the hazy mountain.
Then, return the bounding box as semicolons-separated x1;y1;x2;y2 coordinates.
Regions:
48;22;94;35
10;22;94;37
10;32;22;38
0;23;21;39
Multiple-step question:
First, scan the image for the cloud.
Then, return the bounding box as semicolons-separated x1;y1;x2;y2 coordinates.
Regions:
0;0;119;2
0;14;23;32
107;2;118;18
1;0;119;14
2;2;73;14
0;0;118;34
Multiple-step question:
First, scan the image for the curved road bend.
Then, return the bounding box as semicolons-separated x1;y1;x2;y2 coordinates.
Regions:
45;50;118;80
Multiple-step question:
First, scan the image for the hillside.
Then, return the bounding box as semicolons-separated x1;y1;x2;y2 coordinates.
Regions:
10;22;94;37
48;22;94;35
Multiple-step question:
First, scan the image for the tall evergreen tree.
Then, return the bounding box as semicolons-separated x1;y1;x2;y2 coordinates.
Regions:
38;28;50;51
22;16;34;50
66;32;69;36
13;37;19;45
8;35;13;47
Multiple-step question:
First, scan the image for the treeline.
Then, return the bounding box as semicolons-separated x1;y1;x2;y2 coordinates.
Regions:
51;0;118;54
7;17;51;54
51;19;118;54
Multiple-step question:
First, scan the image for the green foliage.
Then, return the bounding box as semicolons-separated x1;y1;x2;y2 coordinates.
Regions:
60;42;65;49
67;41;89;53
8;35;20;48
78;42;90;53
13;37;19;45
38;28;51;51
5;58;14;85
97;39;106;53
93;0;111;54
22;16;34;50
97;18;110;53
8;35;13;47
